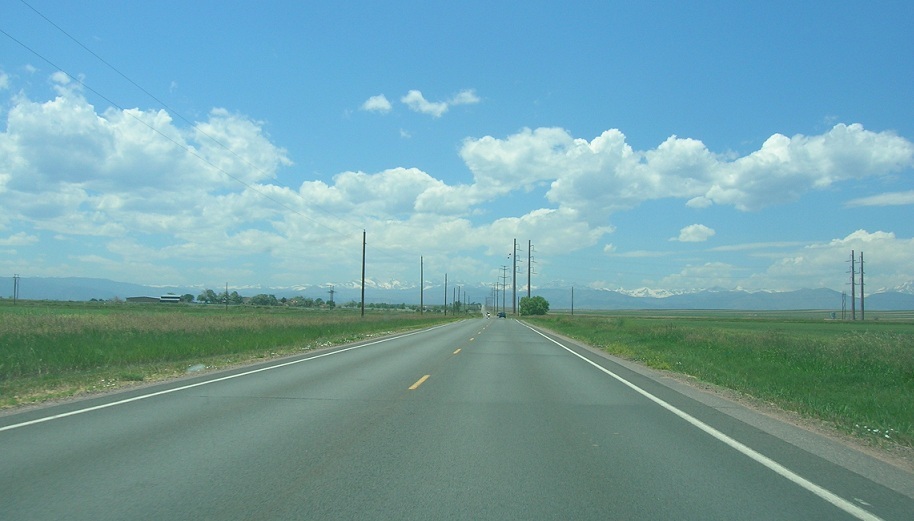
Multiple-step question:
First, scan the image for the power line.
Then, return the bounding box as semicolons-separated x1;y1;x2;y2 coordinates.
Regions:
848;250;857;321
527;239;535;299
7;4;537;292
18;0;172;117
3;3;460;291
3;4;371;241
2;25;358;237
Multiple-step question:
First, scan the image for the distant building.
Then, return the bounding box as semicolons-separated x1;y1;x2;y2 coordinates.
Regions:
126;296;160;304
126;295;182;303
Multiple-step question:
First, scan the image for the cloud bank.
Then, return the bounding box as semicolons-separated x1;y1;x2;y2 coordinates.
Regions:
2;74;913;289
458;125;913;218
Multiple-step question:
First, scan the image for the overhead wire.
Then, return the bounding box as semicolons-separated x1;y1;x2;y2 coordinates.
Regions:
6;1;451;288
4;1;365;243
5;2;606;293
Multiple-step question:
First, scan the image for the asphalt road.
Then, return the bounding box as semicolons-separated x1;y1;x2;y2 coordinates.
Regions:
1;318;912;520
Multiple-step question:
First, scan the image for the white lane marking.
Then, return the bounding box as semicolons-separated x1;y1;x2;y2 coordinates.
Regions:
523;324;885;521
0;323;454;433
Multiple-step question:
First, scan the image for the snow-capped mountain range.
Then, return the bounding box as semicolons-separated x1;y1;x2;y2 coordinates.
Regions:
4;276;914;311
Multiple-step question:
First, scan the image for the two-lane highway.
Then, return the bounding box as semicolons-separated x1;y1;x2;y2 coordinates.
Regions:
2;318;912;519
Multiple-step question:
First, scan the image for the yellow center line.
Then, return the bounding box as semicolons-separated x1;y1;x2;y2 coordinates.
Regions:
408;374;430;390
453;348;461;355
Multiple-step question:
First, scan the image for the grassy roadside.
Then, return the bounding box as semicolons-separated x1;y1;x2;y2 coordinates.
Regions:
526;313;914;450
5;300;913;453
0;301;458;409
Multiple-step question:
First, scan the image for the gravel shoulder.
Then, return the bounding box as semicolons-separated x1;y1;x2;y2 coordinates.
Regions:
535;323;914;501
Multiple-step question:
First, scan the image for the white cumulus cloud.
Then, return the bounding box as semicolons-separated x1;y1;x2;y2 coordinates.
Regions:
459;124;914;219
361;94;392;114
449;89;480;106
673;224;716;242
401;90;449;117
0;81;291;240
3;74;912;291
400;89;479;117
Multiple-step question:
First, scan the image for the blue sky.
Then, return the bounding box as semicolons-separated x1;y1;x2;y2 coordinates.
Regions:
1;0;913;295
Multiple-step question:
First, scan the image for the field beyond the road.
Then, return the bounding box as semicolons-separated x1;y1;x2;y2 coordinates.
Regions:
527;312;914;450
0;300;456;409
3;301;913;453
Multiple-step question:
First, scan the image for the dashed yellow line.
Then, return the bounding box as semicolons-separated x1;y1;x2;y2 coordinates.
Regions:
409;374;431;390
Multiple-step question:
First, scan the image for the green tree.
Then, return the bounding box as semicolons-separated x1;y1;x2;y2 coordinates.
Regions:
198;289;219;304
249;294;279;306
289;297;316;308
224;291;243;305
519;295;549;316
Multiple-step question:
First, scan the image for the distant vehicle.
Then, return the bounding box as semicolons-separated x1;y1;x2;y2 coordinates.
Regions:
497;311;506;318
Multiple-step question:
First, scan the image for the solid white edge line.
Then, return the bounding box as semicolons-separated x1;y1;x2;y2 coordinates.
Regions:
0;322;454;433
523;323;884;521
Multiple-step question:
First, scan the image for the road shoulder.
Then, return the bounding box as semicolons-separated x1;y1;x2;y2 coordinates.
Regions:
522;320;914;501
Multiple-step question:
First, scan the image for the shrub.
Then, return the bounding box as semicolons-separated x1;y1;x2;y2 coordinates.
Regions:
519;295;549;315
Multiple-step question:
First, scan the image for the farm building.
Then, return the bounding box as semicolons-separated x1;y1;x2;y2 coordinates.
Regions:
126;295;182;303
126;296;159;304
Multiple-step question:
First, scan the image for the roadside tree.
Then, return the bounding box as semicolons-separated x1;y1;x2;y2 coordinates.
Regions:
519;295;549;316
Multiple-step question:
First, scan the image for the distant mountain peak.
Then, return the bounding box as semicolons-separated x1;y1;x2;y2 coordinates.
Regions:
6;276;914;310
893;281;914;295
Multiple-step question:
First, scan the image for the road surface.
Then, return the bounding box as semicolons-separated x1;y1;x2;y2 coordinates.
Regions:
2;318;912;520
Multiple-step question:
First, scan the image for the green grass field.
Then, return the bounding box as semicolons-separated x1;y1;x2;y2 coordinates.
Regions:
0;300;457;408
527;312;914;449
3;301;913;452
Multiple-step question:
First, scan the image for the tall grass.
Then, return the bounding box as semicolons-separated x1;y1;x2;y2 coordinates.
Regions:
529;314;914;448
0;301;456;406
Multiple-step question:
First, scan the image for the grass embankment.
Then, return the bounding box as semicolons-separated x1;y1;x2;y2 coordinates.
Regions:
0;301;457;409
527;313;914;449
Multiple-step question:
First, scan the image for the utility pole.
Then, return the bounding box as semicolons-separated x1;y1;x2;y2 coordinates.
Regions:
500;265;509;314
859;251;865;321
571;286;574;316
361;230;366;317
444;273;448;316
512;238;518;315
225;282;229;310
527;240;533;299
12;274;19;305
849;250;856;321
328;285;335;307
420;256;424;315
